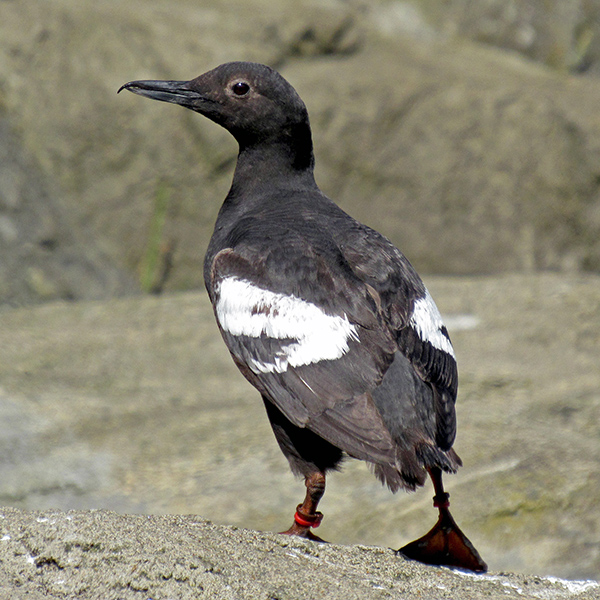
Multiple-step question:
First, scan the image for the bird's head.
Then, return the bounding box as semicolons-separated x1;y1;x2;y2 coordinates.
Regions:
119;62;311;154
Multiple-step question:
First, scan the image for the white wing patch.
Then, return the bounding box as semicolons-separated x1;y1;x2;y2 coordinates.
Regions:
409;290;455;358
215;276;359;374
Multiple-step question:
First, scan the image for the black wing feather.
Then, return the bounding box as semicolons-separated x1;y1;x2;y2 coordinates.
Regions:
333;221;459;449
207;203;459;473
210;246;399;464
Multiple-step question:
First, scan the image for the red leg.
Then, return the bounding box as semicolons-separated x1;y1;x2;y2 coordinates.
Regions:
280;471;327;542
399;467;487;572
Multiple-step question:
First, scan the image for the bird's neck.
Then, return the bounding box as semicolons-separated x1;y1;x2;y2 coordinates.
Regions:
228;123;317;200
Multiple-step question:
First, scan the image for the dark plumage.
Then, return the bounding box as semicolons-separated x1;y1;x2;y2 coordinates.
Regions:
119;62;486;571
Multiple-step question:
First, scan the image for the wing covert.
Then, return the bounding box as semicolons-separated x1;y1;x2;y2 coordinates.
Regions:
209;246;399;463
335;222;459;449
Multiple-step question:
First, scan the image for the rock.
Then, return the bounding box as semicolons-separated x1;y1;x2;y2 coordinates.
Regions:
411;0;600;74
0;117;136;306
0;507;598;600
0;274;598;579
2;1;600;297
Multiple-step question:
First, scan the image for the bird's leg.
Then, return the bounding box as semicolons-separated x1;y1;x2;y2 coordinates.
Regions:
280;471;327;542
398;467;487;572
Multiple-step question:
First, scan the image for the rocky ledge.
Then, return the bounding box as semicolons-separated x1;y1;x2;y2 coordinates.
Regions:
0;507;598;600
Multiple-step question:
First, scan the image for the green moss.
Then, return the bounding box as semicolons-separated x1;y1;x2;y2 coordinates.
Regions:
140;181;171;294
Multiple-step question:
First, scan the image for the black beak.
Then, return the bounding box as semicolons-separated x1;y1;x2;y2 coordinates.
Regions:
118;79;208;109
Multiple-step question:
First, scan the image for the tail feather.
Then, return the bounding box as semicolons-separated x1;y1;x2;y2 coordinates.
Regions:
371;444;460;492
371;458;426;493
417;444;462;473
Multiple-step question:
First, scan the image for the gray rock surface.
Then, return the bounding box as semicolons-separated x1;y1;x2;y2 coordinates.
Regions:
414;0;600;74
2;1;600;301
0;507;598;600
0;117;136;306
0;274;599;582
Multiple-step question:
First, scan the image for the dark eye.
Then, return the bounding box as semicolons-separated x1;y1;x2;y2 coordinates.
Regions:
232;81;250;96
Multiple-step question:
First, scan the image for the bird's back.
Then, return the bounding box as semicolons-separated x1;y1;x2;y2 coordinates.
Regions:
204;186;460;491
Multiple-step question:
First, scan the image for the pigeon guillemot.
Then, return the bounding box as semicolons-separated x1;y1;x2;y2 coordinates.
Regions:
119;62;486;572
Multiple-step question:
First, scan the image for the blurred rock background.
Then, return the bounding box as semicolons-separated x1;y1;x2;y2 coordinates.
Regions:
0;0;599;581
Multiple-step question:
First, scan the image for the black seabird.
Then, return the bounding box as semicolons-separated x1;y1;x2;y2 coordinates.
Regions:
119;62;486;572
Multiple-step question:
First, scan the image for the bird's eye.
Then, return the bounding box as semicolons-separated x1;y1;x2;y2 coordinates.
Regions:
232;81;250;96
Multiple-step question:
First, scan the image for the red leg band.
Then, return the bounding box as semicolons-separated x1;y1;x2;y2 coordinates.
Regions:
294;509;323;528
433;492;450;509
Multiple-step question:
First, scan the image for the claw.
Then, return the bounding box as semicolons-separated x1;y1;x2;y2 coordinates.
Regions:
280;524;327;543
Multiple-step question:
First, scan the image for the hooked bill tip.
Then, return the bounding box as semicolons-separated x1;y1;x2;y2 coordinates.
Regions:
117;81;134;94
